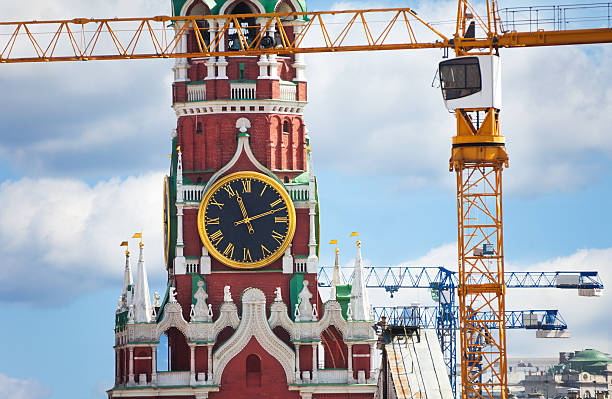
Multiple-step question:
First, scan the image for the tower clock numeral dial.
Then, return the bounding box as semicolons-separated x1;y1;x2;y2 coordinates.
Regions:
198;172;296;269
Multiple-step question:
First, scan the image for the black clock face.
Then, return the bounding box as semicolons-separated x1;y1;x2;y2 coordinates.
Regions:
198;172;296;269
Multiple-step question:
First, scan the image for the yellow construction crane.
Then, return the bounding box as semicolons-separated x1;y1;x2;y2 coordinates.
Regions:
1;2;611;399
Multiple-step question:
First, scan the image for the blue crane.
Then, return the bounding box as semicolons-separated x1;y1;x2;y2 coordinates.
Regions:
318;266;603;395
372;306;568;331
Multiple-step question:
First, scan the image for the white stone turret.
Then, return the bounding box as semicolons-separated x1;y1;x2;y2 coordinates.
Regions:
330;247;341;300
306;140;318;274
120;249;133;312
350;241;370;321
133;242;152;323
174;147;187;274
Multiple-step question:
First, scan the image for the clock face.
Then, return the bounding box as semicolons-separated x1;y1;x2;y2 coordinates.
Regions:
197;171;296;269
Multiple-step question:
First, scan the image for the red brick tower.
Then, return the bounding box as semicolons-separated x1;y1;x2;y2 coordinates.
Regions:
108;2;378;398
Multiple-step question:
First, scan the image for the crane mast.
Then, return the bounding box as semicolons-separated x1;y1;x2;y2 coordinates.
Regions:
2;2;611;399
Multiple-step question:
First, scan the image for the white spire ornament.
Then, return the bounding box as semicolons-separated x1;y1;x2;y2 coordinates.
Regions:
120;241;133;312
132;236;153;323
349;236;370;321
297;280;314;322
329;240;340;300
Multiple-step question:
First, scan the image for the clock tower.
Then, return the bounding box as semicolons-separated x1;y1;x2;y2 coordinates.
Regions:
108;1;378;398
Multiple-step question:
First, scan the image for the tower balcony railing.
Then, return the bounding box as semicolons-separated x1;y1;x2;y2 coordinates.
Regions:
230;82;256;100
280;81;297;101
187;81;206;102
286;184;310;202
156;371;191;386
183;185;204;202
316;369;350;384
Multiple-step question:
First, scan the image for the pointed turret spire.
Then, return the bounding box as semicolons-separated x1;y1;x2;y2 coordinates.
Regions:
133;238;152;323
350;238;370;321
120;242;133;312
330;243;341;300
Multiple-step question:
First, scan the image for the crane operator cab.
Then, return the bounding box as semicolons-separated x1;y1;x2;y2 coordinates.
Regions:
439;54;502;111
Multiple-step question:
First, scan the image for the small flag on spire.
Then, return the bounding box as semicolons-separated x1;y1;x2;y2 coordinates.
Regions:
120;241;128;247
349;232;359;237
132;233;142;239
329;240;338;245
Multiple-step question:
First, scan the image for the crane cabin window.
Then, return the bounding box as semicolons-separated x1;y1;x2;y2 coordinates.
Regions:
439;57;482;100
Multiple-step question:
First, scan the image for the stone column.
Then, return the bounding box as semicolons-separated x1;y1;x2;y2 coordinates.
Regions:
347;343;353;382
207;343;214;382
173;21;190;82
128;347;135;386
115;348;120;385
311;342;318;382
190;344;197;385
205;21;217;80
295;343;301;381
369;342;377;382
216;19;228;78
292;22;307;82
151;345;158;385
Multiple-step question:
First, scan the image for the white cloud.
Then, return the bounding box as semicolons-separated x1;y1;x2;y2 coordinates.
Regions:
0;173;165;305
0;373;50;399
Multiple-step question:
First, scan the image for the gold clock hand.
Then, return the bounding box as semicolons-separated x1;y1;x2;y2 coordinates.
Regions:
235;192;254;235
234;206;287;226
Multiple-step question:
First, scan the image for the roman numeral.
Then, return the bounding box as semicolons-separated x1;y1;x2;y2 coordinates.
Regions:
275;216;289;224
242;180;251;193
261;244;272;257
270;198;282;208
271;230;285;245
205;217;219;225
243;248;252;262
210;198;224;210
223;184;236;197
209;230;223;246
260;185;267;196
223;243;235;258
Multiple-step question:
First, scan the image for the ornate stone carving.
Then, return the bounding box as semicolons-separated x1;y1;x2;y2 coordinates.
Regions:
213;288;295;385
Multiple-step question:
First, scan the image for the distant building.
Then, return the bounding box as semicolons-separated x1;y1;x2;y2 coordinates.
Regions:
520;350;612;399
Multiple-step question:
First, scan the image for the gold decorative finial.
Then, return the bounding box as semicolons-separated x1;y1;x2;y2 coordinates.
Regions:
132;232;143;247
177;145;181;153
120;240;129;255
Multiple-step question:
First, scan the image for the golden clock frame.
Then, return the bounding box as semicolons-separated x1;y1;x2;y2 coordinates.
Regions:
197;171;297;270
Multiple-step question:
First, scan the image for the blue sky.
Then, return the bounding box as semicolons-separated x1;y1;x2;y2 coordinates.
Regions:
0;0;611;398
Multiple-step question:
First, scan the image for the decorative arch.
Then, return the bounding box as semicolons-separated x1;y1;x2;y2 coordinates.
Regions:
156;302;190;341
219;0;265;15
316;300;349;337
275;1;297;13
213;288;295;385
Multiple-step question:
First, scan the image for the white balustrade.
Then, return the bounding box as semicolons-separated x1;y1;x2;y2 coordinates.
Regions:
187;83;206;102
231;82;256;100
295;258;308;273
280;81;297;101
156;371;191;386
183;185;204;202
186;260;199;274
317;369;349;384
286;184;309;202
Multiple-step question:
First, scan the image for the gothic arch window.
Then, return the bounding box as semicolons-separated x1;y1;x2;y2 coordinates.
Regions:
276;2;295;13
157;327;189;372
246;354;262;387
187;3;211;50
227;2;259;50
320;325;348;369
283;120;290;133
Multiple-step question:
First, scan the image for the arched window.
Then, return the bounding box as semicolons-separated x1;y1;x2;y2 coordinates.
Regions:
246;354;261;387
228;2;257;50
188;3;211;49
284;176;290;183
283;121;290;133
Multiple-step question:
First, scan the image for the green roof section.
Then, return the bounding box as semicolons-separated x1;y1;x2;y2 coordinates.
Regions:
173;0;307;17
